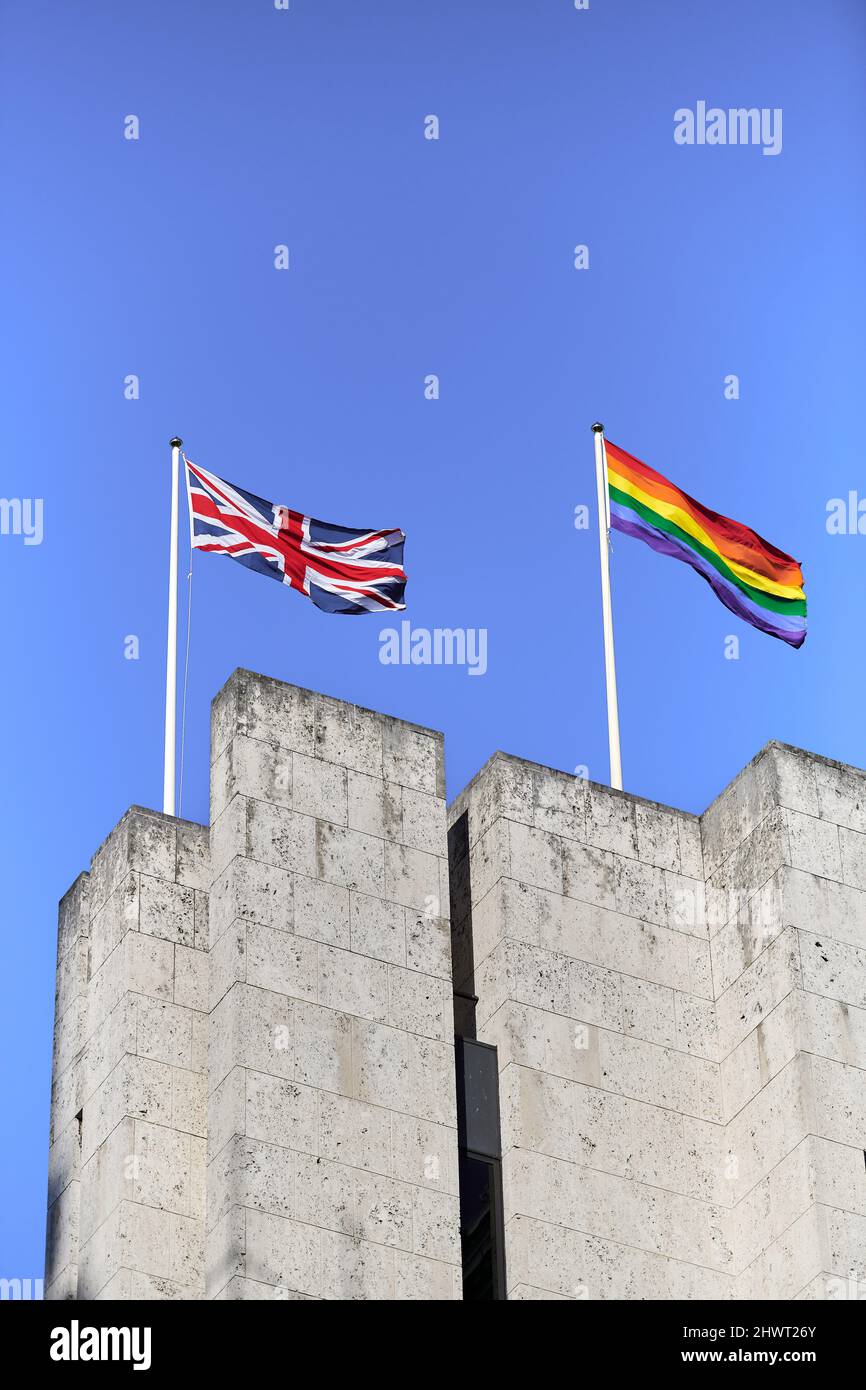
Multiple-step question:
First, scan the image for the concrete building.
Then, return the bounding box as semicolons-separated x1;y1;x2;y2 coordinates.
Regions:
45;669;866;1300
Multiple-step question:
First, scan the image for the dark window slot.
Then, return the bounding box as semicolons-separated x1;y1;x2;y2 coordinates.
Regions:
455;1037;507;1299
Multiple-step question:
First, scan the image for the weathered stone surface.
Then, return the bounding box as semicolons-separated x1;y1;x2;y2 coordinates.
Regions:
49;677;866;1303
202;672;459;1299
451;740;866;1301
48;808;209;1300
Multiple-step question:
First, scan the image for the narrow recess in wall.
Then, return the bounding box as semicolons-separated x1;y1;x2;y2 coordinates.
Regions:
448;811;477;1038
455;1038;507;1300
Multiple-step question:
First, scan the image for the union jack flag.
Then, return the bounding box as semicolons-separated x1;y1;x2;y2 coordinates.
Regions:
184;457;407;614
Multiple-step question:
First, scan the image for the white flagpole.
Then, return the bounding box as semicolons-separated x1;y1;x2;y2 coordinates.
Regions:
592;422;623;790
163;436;183;815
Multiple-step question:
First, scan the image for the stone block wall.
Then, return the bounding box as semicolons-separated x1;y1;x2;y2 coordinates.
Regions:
205;670;461;1300
449;743;866;1301
45;872;90;1300
46;808;209;1299
46;670;866;1301
449;752;728;1300
704;743;866;1300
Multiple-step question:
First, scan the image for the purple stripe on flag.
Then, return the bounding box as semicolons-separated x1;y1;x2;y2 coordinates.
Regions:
609;501;805;648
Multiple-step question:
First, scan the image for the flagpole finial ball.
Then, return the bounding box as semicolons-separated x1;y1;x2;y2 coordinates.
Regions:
170;437;183;449
591;422;605;433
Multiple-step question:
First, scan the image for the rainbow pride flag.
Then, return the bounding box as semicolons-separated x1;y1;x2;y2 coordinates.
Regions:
606;440;806;648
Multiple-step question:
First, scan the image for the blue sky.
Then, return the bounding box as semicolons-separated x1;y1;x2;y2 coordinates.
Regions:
1;0;864;1282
